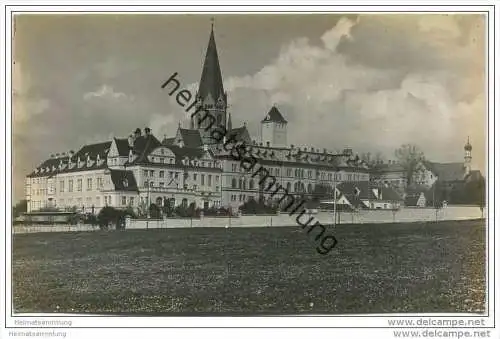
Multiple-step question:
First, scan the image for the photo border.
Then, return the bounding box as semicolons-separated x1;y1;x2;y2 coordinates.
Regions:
2;2;497;333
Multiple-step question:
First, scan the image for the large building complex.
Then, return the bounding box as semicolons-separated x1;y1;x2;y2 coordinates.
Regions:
26;25;391;214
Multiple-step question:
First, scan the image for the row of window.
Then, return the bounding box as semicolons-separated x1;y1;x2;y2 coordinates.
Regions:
143;169;181;178
229;178;327;194
230;194;254;202
231;178;256;190
143;174;221;188
149;156;175;164
30;177;47;184
30;177;106;195
229;163;368;181
59;177;105;193
44;195;111;209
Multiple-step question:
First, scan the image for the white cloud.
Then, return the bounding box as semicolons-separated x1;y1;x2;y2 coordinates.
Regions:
223;15;485;171
83;84;132;101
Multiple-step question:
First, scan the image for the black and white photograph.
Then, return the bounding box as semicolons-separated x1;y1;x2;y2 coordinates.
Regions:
2;4;498;339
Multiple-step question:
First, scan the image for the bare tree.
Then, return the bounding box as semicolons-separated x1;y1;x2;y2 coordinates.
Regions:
394;144;425;187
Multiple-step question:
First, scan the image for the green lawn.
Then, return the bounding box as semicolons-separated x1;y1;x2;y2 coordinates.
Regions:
12;219;486;314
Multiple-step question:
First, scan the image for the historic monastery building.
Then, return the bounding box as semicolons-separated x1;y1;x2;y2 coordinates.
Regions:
26;26;407;214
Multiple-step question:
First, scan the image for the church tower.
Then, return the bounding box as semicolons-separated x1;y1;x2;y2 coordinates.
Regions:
191;22;227;144
464;136;472;175
260;106;288;147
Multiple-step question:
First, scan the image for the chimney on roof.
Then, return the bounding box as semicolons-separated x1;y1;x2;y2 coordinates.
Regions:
343;148;353;156
266;141;270;147
134;128;141;138
144;127;151;136
128;134;134;148
50;154;55;158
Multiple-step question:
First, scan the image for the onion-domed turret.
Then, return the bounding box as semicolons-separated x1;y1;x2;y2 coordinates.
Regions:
464;137;472;151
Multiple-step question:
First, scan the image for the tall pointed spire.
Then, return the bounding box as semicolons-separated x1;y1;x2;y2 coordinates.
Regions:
198;20;225;102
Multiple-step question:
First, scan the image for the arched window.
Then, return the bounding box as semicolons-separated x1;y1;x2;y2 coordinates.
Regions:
294;182;298;192
216;115;222;125
232;178;237;188
308;183;313;193
249;179;254;190
287;182;292;192
243;179;247;190
239;179;243;189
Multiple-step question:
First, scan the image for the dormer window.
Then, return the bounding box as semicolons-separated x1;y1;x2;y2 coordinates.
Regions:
354;187;361;196
123;179;129;188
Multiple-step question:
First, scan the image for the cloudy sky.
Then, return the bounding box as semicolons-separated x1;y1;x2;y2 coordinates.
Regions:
13;14;486;202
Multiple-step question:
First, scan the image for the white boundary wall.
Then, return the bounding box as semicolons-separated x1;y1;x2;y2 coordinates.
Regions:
13;206;485;234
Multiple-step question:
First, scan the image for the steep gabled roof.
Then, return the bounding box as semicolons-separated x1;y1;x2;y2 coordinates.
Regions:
227;125;251;143
28;141;111;177
465;170;483;183
337;181;371;200
405;193;424;206
425;161;466;182
381;186;403;201
337;181;403;202
372;162;405;173
198;26;225;102
109;169;138;192
131;134;162;163
27;157;64;177
167;145;206;160
75;141;111;159
179;128;203;148
114;138;130;156
261;106;288;123
162;137;175;146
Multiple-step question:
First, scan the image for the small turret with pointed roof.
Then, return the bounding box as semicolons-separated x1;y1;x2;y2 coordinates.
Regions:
261;105;288;123
260;105;288;147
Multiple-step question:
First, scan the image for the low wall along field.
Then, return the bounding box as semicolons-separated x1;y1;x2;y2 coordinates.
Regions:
13;206;485;234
